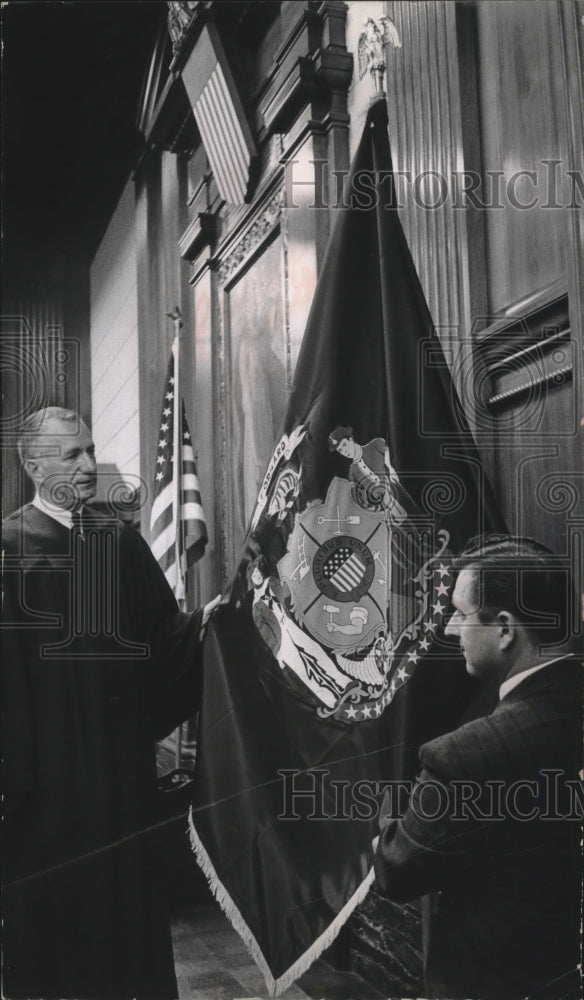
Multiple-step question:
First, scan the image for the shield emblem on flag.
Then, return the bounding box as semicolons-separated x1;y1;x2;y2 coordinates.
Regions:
278;477;387;656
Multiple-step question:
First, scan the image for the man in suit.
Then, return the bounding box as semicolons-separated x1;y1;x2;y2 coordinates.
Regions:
2;407;219;999
374;534;582;999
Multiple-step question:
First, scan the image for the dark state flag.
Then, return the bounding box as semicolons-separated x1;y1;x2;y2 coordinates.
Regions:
188;97;504;995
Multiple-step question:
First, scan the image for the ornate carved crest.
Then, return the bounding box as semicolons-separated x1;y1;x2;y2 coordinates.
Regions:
167;1;199;54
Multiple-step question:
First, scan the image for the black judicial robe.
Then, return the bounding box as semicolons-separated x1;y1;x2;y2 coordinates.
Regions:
1;504;205;999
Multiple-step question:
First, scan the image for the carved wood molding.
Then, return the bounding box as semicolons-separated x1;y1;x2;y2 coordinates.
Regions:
216;187;285;287
259;1;352;135
474;288;573;409
167;1;200;55
178;211;219;261
213;184;287;581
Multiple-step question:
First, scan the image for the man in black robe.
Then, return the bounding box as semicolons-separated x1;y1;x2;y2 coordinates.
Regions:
2;407;219;999
374;535;582;999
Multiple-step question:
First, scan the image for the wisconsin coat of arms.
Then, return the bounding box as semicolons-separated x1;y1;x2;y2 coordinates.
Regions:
249;427;451;721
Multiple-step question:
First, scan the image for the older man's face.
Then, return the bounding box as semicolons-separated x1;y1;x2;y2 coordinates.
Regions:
26;416;97;507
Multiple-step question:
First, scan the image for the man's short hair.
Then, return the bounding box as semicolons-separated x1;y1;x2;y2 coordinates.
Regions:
454;533;576;650
328;425;354;451
18;407;79;462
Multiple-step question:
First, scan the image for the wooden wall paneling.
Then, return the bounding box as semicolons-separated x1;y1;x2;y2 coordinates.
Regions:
135;154;165;539
476;289;580;555
490;385;580;557
557;0;584;385
280;120;330;373
161;151;181;316
214;185;287;580
557;0;584;594
469;1;582;558
1;299;69;516
454;1;489;326
175;154;196;413
475;1;568;314
190;246;220;599
384;1;474;410
62;259;91;437
90;182;140;483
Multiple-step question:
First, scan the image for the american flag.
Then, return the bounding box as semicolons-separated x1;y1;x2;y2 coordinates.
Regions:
324;546;367;593
150;335;207;597
328;551;367;593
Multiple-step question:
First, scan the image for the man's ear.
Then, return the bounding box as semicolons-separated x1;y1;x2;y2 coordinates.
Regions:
23;457;43;484
496;610;517;650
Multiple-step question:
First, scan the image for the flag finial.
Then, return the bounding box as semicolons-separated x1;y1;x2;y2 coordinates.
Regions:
358;16;401;96
165;306;183;337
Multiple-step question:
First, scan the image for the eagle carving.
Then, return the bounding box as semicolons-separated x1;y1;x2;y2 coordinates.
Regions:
358;16;402;86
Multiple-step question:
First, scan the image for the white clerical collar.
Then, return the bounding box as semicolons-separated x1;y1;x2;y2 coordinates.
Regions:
499;654;572;701
32;492;74;529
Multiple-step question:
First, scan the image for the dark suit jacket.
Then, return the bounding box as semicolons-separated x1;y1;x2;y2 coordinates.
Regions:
374;659;583;999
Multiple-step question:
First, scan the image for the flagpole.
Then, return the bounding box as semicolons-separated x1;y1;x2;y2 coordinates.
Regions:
167;308;185;605
168;307;185;770
360;17;401;619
